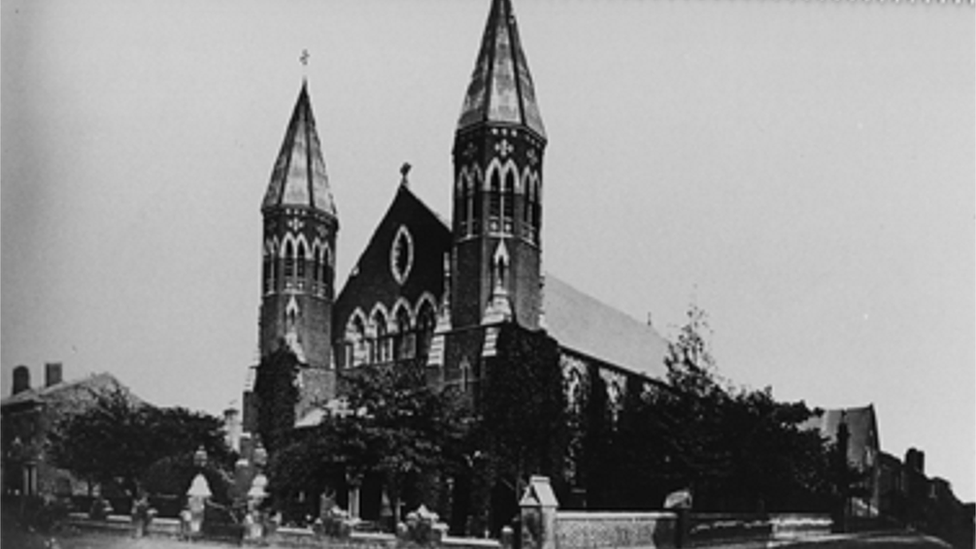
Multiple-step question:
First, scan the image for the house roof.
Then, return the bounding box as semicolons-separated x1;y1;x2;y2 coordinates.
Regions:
456;0;546;138
0;372;135;410
262;81;337;215
803;404;880;469
543;274;669;379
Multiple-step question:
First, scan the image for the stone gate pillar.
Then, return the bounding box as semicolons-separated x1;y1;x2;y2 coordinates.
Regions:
519;476;559;549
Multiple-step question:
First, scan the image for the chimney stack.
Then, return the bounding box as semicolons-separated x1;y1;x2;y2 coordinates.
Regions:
12;365;31;395
45;362;63;387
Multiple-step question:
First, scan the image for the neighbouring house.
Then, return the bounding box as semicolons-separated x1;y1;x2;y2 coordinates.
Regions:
802;404;881;518
0;364;137;500
804;407;973;547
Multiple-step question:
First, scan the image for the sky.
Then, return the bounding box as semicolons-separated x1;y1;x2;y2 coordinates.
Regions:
2;0;972;501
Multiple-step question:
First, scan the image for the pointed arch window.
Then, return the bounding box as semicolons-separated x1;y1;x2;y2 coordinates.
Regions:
472;172;483;234
526;177;541;241
394;306;414;361
502;170;516;227
489;169;502;219
283;241;295;279
311;245;321;285
264;245;276;294
467;176;476;235
346;315;367;368
416;300;436;357
372;310;390;363
296;241;308;280
321;247;331;295
463;174;476;236
457;173;468;235
272;246;281;289
494;252;509;289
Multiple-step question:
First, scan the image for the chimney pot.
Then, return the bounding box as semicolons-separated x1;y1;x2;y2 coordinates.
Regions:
12;365;31;395
45;362;63;387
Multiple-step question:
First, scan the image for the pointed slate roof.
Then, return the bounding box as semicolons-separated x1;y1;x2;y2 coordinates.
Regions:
263;82;337;215
457;0;546;139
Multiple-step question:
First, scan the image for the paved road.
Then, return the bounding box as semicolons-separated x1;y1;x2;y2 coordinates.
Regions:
772;531;954;548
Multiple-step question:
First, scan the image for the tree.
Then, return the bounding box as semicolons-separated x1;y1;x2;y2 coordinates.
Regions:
268;357;472;526
623;303;835;512
253;345;301;453
49;385;232;500
480;326;566;490
477;325;567;529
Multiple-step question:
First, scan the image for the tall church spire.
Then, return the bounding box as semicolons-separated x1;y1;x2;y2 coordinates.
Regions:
457;0;545;139
451;0;547;331
259;82;338;370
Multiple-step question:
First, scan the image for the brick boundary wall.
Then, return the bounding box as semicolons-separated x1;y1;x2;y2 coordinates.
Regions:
555;511;678;549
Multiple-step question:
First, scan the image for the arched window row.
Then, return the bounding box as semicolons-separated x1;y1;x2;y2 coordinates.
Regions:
456;161;541;241
486;159;519;235
341;294;439;368
262;232;333;296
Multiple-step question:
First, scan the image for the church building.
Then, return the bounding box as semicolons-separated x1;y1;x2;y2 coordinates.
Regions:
242;0;671;521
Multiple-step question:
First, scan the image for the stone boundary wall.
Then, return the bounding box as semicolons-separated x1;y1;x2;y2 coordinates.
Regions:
63;512;504;549
552;511;830;549
270;528;396;548
686;513;832;547
555;511;678;549
768;514;832;540
687;513;769;547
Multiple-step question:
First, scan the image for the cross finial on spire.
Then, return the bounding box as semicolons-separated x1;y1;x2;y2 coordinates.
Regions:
300;49;310;67
400;162;412;187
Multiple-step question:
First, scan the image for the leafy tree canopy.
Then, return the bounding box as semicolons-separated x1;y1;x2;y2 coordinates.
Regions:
253;345;301;453
578;303;834;512
656;304;832;511
49;385;232;499
479;326;566;489
268;358;472;521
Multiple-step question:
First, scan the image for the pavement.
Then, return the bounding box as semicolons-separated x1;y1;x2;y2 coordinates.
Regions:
0;502;230;549
1;500;957;549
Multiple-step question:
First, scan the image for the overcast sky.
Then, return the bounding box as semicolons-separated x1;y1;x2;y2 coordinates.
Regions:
2;0;972;500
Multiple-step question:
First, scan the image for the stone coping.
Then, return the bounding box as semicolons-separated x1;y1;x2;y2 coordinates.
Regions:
557;511;677;520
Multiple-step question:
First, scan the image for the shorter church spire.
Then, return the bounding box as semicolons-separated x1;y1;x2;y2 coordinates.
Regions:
262;82;337;216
